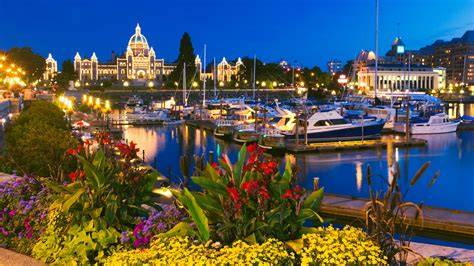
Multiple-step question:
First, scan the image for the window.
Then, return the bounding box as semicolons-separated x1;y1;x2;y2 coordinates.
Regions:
329;119;348;125
314;120;331;127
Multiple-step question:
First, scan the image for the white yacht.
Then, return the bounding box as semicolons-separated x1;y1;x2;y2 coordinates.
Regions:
394;113;459;135
282;110;385;142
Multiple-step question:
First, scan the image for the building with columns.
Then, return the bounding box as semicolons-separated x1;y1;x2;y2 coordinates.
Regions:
72;24;175;84
195;56;243;82
43;53;58;80
357;63;442;93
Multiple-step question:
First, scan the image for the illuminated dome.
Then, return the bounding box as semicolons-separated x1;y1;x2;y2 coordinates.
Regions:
356;50;377;61
127;23;149;56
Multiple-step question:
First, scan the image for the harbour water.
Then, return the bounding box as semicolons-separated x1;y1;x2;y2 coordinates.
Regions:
123;103;474;213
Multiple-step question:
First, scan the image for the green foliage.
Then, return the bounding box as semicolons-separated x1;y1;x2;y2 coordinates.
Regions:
47;135;166;229
416;257;470;266
5;101;77;177
365;150;436;264
171;144;324;244
33;213;121;265
6;47;45;83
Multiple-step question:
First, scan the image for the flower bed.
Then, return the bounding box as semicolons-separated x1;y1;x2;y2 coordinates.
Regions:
0;118;466;265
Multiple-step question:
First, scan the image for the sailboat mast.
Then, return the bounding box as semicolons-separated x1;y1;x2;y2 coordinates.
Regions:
252;55;256;99
203;44;207;106
183;62;186;106
213;58;217;99
374;0;379;100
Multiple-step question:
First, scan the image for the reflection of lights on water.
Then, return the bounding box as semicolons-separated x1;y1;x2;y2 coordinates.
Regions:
395;147;399;162
216;143;221;158
459;103;464;117
355;162;362;192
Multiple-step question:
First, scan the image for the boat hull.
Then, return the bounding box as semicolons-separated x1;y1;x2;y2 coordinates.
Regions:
395;122;460;135
284;121;385;142
233;131;260;143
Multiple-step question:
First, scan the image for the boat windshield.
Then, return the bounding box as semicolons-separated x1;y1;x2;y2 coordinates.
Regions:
314;119;348;127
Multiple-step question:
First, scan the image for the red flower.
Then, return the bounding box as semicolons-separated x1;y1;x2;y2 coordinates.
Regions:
210;162;219;169
66;148;77;156
247;143;257;153
258;186;270;200
226;186;240;203
68;171;78;182
282;189;293;199
241;180;259;194
68;170;85;182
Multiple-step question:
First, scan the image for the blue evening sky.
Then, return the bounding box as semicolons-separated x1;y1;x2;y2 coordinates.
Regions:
1;0;473;69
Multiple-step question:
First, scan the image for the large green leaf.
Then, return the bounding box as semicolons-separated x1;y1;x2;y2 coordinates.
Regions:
192;193;223;216
62;188;86;212
191;176;227;196
157;222;196;239
303;187;324;210
233;145;247;186
77;154;104;189
179;188;210;242
281;155;293;184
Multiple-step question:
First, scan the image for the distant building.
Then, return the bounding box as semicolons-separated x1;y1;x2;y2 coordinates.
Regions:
70;24;176;85
43;53;58;80
196;56;244;82
357;63;442;93
353;36;445;93
327;60;342;74
412;31;474;85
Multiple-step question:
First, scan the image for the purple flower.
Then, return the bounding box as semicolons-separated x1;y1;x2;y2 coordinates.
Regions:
120;231;130;243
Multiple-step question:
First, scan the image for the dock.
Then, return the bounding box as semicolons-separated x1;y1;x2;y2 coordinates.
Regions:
286;138;426;153
185;119;216;131
321;194;474;244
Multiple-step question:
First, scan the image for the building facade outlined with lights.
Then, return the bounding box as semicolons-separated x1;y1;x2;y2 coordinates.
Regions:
72;24;175;85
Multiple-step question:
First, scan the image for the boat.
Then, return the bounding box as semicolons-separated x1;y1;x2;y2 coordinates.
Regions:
214;119;235;139
126;95;144;108
282;110;385;142
394;113;459;135
233;124;260;143
258;129;286;152
365;106;396;129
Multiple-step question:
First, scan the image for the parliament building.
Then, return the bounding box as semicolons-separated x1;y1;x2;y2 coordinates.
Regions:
43;24;246;86
72;24;175;85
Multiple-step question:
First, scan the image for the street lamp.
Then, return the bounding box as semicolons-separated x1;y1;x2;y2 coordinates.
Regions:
192;81;198;88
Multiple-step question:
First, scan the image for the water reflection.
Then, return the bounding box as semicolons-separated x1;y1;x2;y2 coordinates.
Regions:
121;105;474;212
355;162;363;192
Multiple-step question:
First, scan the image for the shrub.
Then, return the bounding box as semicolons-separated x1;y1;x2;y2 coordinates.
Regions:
32;211;121;264
104;236;295;265
171;143;324;244
296;226;387;265
0;175;49;254
46;133;167;229
416;257;470;266
5;100;77;177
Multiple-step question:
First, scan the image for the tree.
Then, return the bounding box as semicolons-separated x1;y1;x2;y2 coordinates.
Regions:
167;33;197;88
53;60;77;89
4;101;77;178
7;47;45;83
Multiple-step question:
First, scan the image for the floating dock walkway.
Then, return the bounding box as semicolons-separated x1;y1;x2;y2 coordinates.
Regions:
321;194;474;244
286;138;427;153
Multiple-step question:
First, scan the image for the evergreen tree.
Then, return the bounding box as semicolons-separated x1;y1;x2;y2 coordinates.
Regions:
7;47;45;83
167;33;197;88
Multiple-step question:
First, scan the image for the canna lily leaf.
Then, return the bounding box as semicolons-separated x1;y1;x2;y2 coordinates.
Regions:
179;188;210;242
233;144;247;186
191;176;227;195
62;187;85;212
303;187;324;210
157;221;196;239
